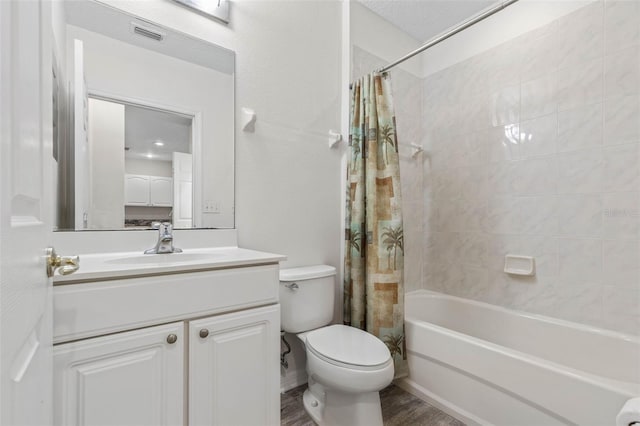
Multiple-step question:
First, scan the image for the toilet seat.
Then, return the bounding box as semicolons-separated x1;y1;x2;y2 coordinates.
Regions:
305;325;391;371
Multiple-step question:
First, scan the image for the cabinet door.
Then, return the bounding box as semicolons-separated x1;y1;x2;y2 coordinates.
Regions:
54;322;184;426
189;305;280;426
150;177;173;207
124;174;150;206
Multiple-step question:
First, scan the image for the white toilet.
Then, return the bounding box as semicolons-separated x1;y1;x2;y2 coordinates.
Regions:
280;265;394;426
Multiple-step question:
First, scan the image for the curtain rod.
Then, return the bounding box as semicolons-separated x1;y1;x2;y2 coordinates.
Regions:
376;0;520;73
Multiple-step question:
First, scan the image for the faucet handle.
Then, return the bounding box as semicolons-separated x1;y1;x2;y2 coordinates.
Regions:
161;222;173;233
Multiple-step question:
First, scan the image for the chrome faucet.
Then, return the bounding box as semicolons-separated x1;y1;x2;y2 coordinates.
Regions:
144;222;182;254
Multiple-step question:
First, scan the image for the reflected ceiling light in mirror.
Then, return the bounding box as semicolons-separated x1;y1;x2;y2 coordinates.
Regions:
146;153;154;159
154;140;164;147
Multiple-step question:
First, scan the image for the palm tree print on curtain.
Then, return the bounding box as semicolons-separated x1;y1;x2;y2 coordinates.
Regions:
344;72;407;377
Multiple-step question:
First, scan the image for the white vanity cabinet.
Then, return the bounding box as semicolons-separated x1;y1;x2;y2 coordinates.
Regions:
54;322;185;426
189;306;280;426
53;259;282;426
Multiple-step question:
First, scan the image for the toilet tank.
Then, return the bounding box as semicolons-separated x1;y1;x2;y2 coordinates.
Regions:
279;265;336;334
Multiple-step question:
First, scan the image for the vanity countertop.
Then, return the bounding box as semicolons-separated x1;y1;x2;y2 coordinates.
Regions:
53;247;286;284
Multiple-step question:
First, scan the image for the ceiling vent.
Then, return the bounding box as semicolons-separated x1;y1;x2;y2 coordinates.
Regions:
131;22;164;42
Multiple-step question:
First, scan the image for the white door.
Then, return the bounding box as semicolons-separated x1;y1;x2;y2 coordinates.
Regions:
149;176;173;207
172;152;192;228
189;305;280;426
54;322;184;426
87;98;125;229
0;0;54;424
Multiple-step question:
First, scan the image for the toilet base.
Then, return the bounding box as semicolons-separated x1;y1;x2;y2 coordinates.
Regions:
323;389;383;426
302;384;383;426
303;389;323;424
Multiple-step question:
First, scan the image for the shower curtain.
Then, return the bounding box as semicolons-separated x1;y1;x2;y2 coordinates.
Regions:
344;72;406;377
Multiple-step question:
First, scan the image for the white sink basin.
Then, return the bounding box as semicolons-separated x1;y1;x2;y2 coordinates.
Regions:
53;247;287;284
105;253;221;265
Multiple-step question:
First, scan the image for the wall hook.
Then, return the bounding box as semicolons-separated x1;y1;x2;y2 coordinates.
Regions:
241;107;256;133
328;130;343;149
410;143;424;158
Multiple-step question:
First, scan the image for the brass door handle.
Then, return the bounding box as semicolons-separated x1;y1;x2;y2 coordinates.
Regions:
46;248;80;278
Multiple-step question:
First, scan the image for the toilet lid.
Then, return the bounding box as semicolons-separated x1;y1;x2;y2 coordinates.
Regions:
305;325;391;367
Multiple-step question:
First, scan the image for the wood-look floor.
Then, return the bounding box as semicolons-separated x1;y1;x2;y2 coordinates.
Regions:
281;384;465;426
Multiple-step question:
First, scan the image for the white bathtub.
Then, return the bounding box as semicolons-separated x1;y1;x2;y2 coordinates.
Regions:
399;290;640;426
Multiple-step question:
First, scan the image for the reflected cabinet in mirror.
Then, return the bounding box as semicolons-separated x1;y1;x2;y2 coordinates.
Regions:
52;0;234;231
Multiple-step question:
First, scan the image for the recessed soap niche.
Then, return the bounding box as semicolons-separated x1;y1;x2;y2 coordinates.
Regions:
504;255;536;277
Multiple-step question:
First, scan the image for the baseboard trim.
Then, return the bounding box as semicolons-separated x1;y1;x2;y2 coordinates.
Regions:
394;377;487;426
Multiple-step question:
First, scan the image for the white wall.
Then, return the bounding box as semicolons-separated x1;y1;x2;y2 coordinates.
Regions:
232;0;343;390
351;2;423;78
97;0;344;391
52;1;67;70
66;24;234;228
125;158;172;177
88;98;125;229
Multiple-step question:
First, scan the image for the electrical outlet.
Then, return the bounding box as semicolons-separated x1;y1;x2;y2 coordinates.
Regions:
204;200;222;214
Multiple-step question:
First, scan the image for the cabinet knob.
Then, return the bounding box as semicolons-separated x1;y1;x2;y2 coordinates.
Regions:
199;329;209;339
166;334;178;344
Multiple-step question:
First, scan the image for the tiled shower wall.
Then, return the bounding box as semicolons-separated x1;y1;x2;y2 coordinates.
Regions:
423;0;640;335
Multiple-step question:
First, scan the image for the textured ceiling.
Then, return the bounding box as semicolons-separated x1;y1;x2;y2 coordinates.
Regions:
358;0;497;42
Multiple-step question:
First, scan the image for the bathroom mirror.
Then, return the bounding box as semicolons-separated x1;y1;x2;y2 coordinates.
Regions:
52;0;235;231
